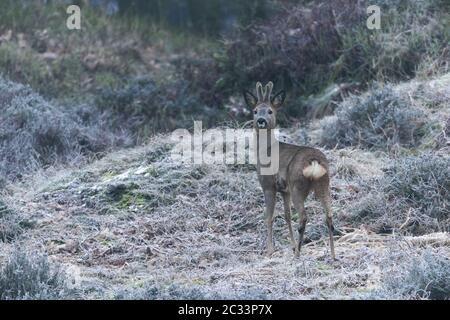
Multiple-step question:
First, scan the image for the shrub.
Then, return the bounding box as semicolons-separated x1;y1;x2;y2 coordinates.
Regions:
340;0;450;83
0;198;35;242
0;76;115;181
374;250;450;300
0;75;225;183
115;281;269;300
320;86;427;151
180;0;449;117
0;199;21;242
347;154;450;235
220;1;364;92
174;55;224;108
385;155;450;223
435;117;450;149
179;0;364;108
0;250;71;300
115;283;209;300
95;76;226;135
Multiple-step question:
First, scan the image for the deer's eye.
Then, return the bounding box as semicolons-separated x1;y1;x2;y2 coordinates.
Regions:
254;110;258;114
268;109;273;114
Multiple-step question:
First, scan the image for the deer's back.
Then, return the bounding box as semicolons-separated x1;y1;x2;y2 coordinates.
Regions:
280;143;328;171
257;142;330;192
280;143;329;190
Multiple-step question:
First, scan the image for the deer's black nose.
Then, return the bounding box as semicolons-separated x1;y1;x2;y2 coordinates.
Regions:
256;118;268;128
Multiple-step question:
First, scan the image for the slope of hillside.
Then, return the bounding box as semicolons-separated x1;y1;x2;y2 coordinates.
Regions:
1;74;449;299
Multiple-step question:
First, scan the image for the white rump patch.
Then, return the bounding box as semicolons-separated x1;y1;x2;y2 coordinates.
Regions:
303;160;327;179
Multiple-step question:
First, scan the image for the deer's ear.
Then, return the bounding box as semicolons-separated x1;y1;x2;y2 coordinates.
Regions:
243;90;258;108
271;90;286;109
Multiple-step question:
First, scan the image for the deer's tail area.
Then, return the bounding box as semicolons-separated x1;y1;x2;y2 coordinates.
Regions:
302;160;327;180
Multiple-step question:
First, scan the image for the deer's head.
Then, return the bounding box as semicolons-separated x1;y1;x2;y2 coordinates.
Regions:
243;82;286;130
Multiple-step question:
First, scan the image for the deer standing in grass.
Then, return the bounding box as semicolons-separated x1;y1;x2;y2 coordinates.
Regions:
244;82;335;259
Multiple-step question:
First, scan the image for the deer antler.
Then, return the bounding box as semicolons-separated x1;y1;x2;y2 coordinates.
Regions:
256;82;264;103
264;82;274;102
255;81;274;103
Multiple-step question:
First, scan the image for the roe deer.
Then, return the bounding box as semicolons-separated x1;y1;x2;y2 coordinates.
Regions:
243;82;335;259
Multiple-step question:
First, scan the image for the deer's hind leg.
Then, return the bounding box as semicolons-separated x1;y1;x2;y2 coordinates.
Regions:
281;192;296;254
314;177;335;260
291;186;309;258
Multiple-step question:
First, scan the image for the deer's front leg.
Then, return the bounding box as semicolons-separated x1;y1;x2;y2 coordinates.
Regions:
263;190;276;256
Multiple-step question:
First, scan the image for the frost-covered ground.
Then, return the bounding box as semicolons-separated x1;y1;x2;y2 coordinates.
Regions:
1;74;449;299
1;111;448;298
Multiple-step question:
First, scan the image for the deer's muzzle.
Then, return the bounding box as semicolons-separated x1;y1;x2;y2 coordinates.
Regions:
256;118;268;129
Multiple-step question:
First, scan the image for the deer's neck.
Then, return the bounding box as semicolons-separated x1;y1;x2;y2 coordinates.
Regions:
255;128;277;170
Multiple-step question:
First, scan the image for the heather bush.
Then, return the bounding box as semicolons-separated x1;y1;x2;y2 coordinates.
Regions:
95;76;226;135
435;117;450;149
0;77;116;181
0;250;71;300
320;86;427;151
373;249;450;300
384;155;449;231
0;199;21;242
339;0;449;83
180;0;449;117
0;198;36;242
115;283;209;300
347;154;450;234
115;282;268;300
0;75;228;183
179;0;364;107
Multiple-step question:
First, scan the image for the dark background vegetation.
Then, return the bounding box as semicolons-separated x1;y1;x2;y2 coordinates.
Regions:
0;0;449;300
0;0;447;178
